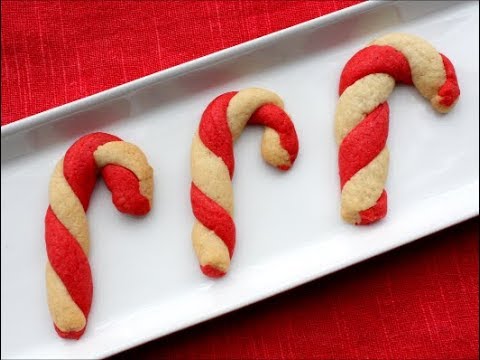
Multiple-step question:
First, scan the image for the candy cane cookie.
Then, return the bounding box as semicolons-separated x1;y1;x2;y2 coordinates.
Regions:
336;33;460;225
191;88;299;277
45;132;153;339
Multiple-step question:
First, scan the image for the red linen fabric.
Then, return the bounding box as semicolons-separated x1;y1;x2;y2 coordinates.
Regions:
1;0;360;125
115;218;479;360
1;1;478;359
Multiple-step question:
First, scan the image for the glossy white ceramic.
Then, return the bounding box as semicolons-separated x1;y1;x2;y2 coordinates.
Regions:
1;1;478;358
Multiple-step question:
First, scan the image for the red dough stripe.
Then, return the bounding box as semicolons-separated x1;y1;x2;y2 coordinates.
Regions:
249;104;299;167
339;103;389;187
54;325;85;340
45;207;92;316
102;165;150;215
438;54;460;107
191;183;235;257
63;132;121;210
339;45;413;95
62;132;151;215
200;265;226;278
198;92;237;177
359;191;387;225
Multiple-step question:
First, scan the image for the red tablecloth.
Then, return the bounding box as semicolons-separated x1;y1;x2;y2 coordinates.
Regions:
2;1;478;359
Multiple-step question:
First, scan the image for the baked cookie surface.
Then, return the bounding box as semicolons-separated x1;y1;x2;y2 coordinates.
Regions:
191;88;299;277
336;33;460;225
45;132;153;339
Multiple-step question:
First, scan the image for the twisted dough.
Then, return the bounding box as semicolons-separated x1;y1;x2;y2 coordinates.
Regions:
45;132;153;339
335;33;460;224
191;88;299;277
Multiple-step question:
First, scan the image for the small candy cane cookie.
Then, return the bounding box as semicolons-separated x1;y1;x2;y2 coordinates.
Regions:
336;33;460;225
45;132;153;339
191;88;299;277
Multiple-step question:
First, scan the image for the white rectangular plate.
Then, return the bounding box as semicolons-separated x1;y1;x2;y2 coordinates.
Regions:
2;1;479;358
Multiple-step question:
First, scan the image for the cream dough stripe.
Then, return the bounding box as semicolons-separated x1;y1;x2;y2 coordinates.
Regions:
335;74;395;144
371;33;446;101
227;88;284;139
47;159;88;333
49;159;89;253
192;221;231;273
191;133;233;215
341;149;389;224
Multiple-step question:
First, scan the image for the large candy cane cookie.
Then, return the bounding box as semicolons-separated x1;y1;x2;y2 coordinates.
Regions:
191;88;299;277
45;132;153;339
336;33;460;225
